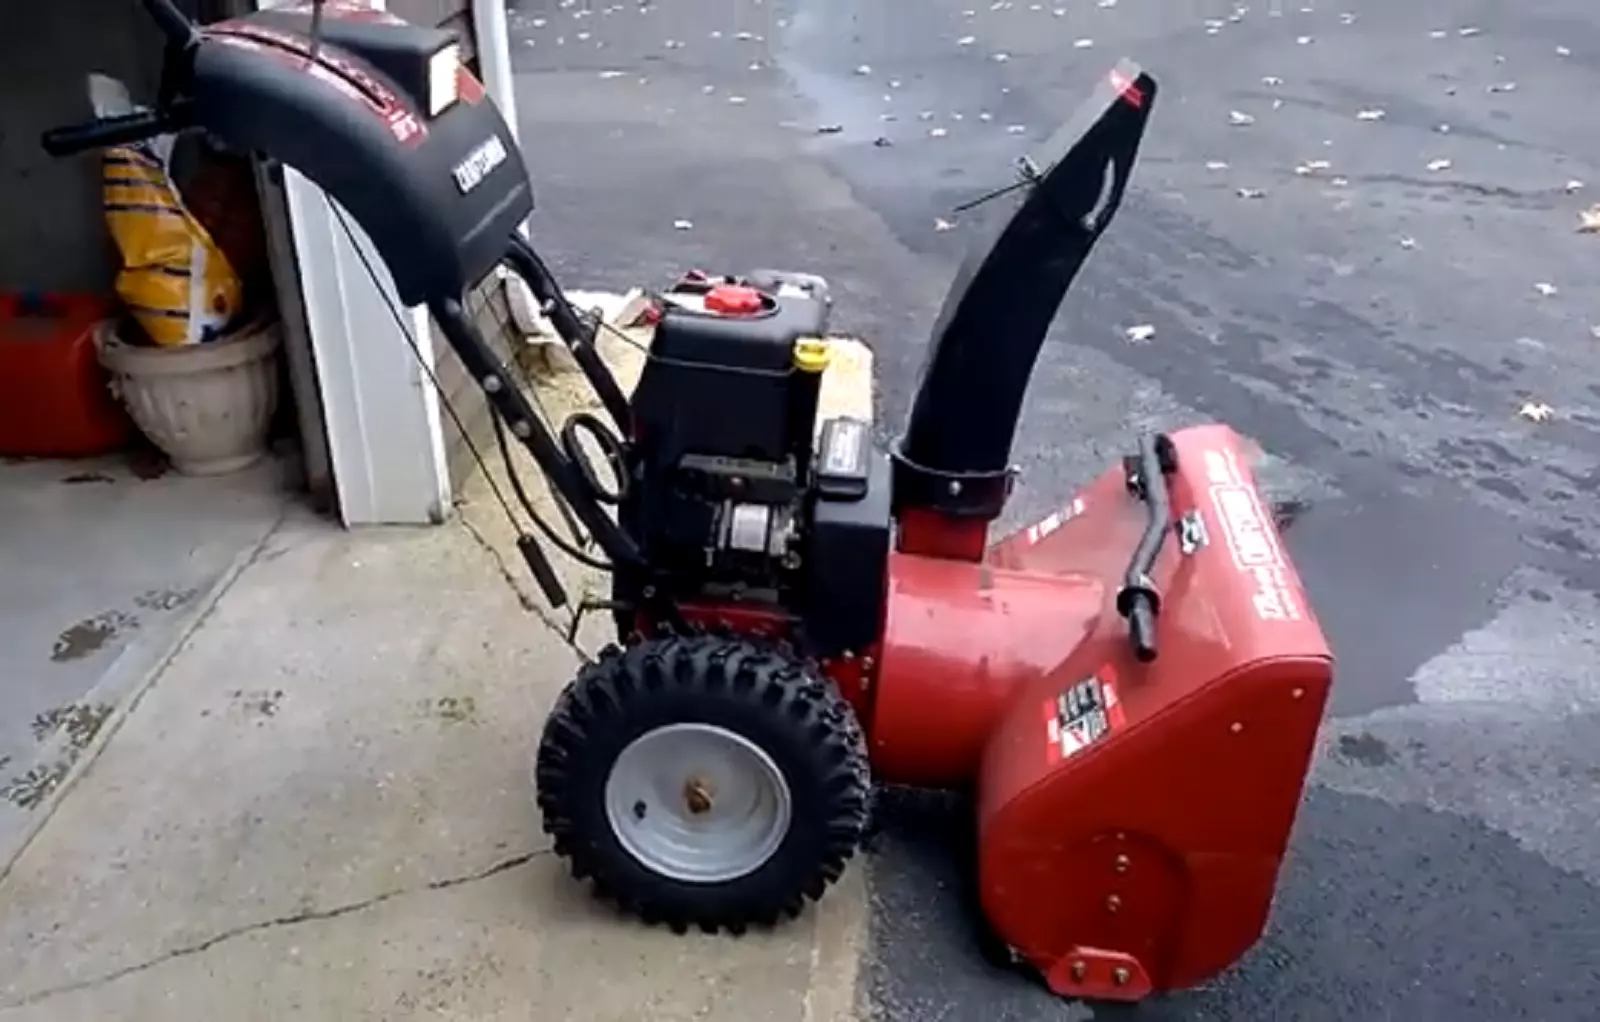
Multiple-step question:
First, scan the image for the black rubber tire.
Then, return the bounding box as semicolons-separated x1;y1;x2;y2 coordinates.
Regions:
534;634;872;933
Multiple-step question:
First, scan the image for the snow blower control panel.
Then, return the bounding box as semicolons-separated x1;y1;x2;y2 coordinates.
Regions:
193;4;533;307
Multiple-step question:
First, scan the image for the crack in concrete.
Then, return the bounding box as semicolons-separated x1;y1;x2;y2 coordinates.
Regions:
2;848;550;1011
454;512;593;663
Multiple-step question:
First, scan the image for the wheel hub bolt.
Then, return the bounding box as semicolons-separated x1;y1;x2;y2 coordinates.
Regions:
684;777;714;814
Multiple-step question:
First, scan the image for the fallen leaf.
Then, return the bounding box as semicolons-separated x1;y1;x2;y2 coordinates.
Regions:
1229;110;1257;126
1125;324;1156;342
1517;401;1554;423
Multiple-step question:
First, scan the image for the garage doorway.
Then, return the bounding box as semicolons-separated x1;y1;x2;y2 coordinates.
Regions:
0;0;321;837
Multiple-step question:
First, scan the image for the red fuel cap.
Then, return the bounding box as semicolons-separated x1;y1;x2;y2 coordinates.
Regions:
704;284;765;316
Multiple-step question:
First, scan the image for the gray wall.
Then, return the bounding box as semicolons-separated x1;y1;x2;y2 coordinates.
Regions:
0;1;179;294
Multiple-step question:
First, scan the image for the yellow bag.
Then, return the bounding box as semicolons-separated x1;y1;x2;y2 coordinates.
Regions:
90;74;241;347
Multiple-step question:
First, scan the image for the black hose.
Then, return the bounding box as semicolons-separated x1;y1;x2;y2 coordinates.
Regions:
491;411;614;572
559;411;628;505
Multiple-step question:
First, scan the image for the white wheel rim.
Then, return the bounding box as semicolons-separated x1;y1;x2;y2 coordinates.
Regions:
604;723;793;884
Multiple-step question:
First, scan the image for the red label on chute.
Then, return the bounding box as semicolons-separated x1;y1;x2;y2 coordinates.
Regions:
1109;69;1145;109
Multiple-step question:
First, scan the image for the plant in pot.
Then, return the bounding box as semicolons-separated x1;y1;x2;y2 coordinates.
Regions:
88;73;283;477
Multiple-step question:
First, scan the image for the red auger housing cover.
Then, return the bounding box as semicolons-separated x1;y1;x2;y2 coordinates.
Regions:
869;425;1332;1000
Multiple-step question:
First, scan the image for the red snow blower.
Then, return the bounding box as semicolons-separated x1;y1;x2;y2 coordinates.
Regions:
45;0;1333;1003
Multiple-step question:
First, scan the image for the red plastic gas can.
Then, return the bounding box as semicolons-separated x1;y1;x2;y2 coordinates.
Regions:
0;294;132;457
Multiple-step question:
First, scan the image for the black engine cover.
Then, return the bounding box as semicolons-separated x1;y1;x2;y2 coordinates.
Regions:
623;279;831;593
632;286;829;471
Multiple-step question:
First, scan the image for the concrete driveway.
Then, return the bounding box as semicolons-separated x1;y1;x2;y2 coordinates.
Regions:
0;334;870;1021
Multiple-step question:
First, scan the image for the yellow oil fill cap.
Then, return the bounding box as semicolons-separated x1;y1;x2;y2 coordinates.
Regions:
793;337;832;373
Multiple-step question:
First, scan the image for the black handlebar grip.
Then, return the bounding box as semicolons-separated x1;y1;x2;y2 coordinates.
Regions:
41;110;179;158
516;534;570;610
1126;593;1158;663
1116;580;1160;663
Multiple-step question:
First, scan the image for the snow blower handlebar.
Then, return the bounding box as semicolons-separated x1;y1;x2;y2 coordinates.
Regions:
43;0;199;156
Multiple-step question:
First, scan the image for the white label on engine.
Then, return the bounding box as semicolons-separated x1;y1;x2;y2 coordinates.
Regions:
1204;448;1302;622
822;419;865;475
452;135;508;194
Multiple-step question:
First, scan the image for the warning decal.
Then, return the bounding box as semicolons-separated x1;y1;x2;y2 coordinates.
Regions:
1042;665;1126;764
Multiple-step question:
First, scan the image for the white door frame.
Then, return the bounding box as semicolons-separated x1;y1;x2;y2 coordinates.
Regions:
263;0;520;526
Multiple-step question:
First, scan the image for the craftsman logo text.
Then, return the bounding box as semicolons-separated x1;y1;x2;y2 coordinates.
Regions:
1202;449;1301;622
453;135;508;194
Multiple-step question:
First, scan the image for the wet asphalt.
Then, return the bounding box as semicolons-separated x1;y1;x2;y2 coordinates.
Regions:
506;0;1600;1018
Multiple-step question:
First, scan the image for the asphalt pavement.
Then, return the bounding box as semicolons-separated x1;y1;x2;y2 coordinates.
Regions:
507;0;1600;1018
